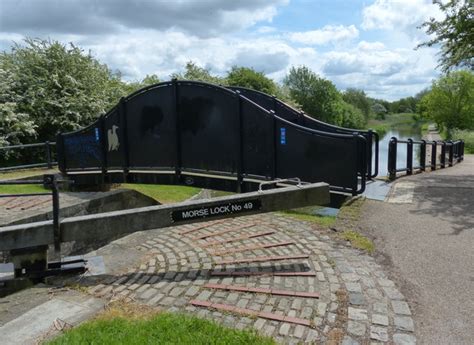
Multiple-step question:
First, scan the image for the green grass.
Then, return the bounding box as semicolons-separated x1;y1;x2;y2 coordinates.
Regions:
0;168;57;181
369;124;388;137
0;184;47;195
46;312;275;345
450;129;474;154
119;183;200;204
0;168;54;194
210;190;235;198
280;207;336;227
340;230;374;253
368;113;428;135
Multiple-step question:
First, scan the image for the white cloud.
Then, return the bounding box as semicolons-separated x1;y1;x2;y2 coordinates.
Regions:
357;40;385;51
288;25;359;45
320;42;439;100
0;0;444;100
0;0;288;38
362;0;442;32
323;45;406;77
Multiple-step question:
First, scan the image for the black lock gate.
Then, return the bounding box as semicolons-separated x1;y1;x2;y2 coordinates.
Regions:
57;80;372;195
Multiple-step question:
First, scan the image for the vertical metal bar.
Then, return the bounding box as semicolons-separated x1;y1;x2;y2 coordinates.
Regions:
56;134;67;172
367;129;373;178
172;79;182;183
460;140;464;161
388;137;397;180
440;142;446;168
119;97;130;182
236;95;244;193
448;141;454;167
45;141;52;169
407;138;413;175
420;140;426;171
431;142;437;171
354;134;367;195
372;131;379;178
271;110;277;180
51;176;61;252
99;117;108;184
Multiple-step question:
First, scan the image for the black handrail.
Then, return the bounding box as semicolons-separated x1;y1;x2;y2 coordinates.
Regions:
388;137;464;180
0;175;71;251
0;141;57;171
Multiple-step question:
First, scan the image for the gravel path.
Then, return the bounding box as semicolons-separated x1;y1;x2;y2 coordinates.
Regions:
360;155;474;345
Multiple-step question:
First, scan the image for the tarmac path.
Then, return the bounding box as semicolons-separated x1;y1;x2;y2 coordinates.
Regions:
360;155;474;345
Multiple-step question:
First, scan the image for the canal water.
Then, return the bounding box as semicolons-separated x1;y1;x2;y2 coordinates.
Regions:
376;126;423;177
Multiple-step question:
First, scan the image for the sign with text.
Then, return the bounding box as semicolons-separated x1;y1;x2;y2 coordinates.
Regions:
172;199;262;222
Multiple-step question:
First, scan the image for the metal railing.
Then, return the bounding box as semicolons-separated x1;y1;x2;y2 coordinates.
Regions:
0;174;67;251
388;137;464;180
0;142;57;172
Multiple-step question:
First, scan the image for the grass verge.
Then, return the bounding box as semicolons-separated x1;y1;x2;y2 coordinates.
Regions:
367;112;428;136
46;301;275;345
0;168;55;194
339;230;374;254
0;184;47;195
450;129;474;154
280;207;336;227
118;183;200;204
0;168;57;181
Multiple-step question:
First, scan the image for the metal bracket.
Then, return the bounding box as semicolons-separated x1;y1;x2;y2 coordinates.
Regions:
258;177;304;192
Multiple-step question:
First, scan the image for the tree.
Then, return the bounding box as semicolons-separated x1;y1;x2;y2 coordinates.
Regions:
335;101;366;129
171;61;223;84
418;0;474;72
419;70;474;130
226;66;277;95
283;66;342;124
123;74;161;94
342;88;372;119
372;103;388;119
0;38;128;141
0;67;37;149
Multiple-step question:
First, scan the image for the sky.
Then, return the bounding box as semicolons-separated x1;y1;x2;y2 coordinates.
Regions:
0;0;444;101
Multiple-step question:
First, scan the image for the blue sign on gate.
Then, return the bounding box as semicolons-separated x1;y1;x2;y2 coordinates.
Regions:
280;127;286;145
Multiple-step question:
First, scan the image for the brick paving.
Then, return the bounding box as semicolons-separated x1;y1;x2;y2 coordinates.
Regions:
0;192;101;226
80;213;416;344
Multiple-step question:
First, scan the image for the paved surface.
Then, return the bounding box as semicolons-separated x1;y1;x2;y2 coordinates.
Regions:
0;292;104;345
360;155;474;345
73;213;416;344
0;192;105;226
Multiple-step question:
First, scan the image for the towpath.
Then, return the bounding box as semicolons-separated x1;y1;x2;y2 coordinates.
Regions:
360;155;474;345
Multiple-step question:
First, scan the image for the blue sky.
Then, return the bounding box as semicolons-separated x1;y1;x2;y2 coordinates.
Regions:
0;0;443;100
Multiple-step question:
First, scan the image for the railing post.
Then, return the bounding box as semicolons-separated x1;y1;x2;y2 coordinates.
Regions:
172;78;182;183
44;174;61;252
271;110;277;180
45;141;53;169
431;142;437;171
119;97;130;182
420;139;426;171
367;129;373;178
236;95;244;193
388;137;397;180
448;141;454;167
460;140;464;161
99;117;108;184
407;138;413;175
440;141;446;168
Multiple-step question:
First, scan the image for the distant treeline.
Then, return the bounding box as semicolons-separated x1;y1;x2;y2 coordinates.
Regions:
1;38;472;151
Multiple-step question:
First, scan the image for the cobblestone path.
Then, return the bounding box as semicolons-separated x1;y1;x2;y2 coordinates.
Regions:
84;213;416;344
